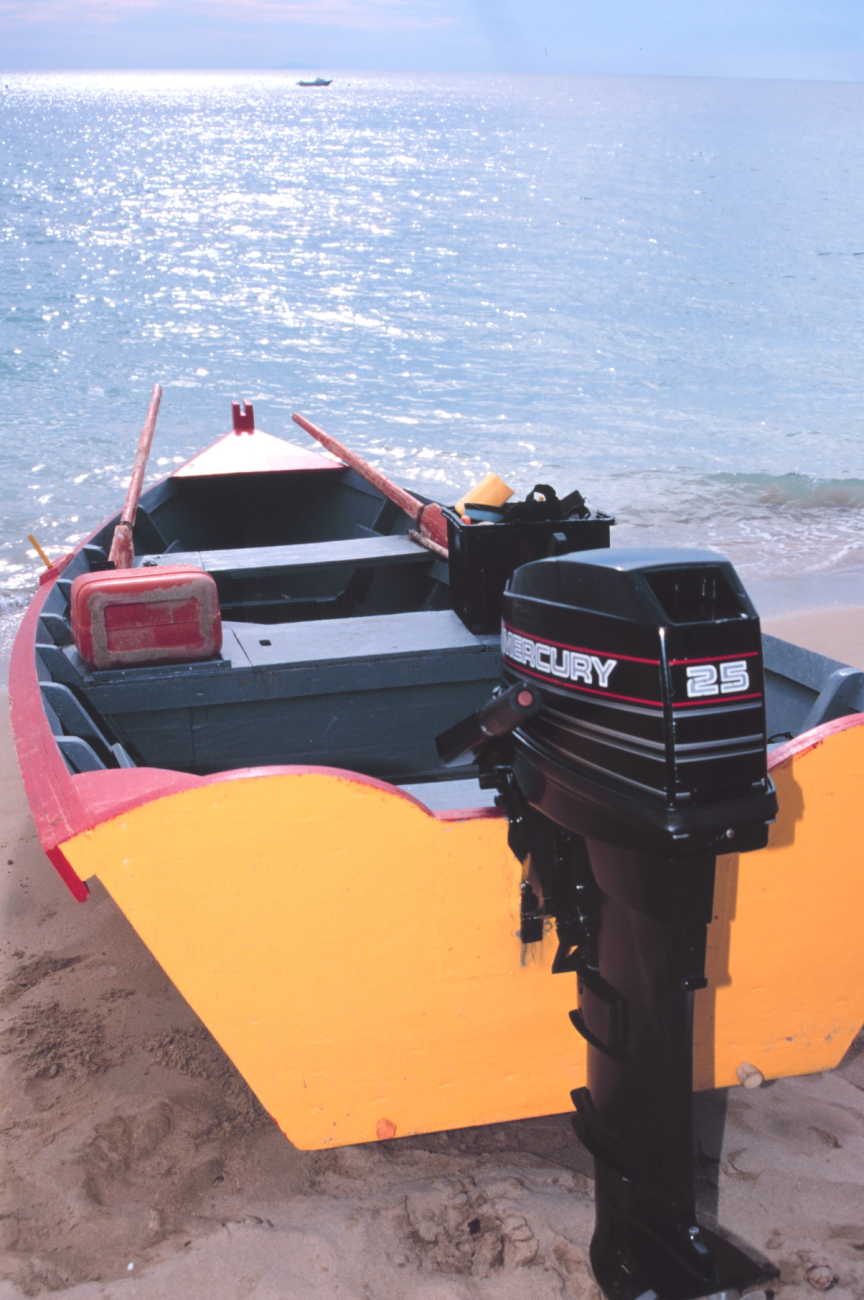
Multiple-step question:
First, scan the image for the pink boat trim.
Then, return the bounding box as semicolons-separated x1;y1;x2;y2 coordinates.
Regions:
767;709;864;770
173;428;345;478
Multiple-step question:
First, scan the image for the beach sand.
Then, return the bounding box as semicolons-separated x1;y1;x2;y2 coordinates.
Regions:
762;607;864;670
1;607;863;1299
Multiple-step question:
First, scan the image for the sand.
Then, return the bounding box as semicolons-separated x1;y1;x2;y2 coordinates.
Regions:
2;605;864;1299
761;607;864;671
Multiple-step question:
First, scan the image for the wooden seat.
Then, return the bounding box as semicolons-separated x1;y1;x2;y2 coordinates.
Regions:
227;608;486;669
134;533;434;581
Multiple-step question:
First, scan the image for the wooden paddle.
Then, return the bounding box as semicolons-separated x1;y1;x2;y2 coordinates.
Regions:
292;412;449;551
108;383;163;569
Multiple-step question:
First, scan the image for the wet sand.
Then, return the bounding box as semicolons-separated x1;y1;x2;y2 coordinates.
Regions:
1;606;863;1299
761;606;864;670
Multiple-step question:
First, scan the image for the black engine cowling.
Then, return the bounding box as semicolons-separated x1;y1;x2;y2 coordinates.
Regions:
500;547;776;856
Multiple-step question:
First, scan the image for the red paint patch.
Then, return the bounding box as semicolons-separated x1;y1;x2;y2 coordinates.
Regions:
45;846;89;903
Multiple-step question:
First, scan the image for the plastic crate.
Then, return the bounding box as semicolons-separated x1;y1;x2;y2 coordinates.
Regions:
445;508;614;635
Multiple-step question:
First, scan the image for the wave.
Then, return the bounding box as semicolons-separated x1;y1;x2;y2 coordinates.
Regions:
600;471;864;582
0;590;33;615
708;473;864;513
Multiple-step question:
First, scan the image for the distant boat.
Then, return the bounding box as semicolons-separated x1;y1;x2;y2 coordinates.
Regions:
297;77;332;87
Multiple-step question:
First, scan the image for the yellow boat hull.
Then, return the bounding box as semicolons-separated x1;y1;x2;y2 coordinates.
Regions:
59;716;864;1150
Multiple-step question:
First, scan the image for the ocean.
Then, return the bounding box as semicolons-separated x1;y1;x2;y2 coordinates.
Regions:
2;70;864;669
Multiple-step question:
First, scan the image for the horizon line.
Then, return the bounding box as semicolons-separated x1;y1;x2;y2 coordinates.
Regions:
2;66;863;84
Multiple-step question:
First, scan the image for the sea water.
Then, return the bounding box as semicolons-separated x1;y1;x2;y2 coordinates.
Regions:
2;71;864;668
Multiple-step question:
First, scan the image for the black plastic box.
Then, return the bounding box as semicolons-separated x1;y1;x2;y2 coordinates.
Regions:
445;507;614;635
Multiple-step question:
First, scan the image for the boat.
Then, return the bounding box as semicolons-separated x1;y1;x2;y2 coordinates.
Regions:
297;77;332;87
9;399;864;1152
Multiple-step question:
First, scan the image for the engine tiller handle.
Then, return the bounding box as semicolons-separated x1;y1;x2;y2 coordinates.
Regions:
435;681;541;767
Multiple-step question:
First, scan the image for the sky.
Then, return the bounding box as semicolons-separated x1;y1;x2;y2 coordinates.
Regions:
0;0;862;79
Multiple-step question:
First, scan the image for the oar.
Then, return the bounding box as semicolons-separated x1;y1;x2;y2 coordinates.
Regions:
292;412;449;551
27;533;52;569
108;383;163;569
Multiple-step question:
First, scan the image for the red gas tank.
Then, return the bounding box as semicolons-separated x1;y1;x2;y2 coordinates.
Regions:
70;565;222;671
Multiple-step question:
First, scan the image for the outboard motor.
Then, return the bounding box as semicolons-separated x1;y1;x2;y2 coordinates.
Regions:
436;548;778;1300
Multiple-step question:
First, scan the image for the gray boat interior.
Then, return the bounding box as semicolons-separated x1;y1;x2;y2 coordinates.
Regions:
34;464;864;808
36;466;501;794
